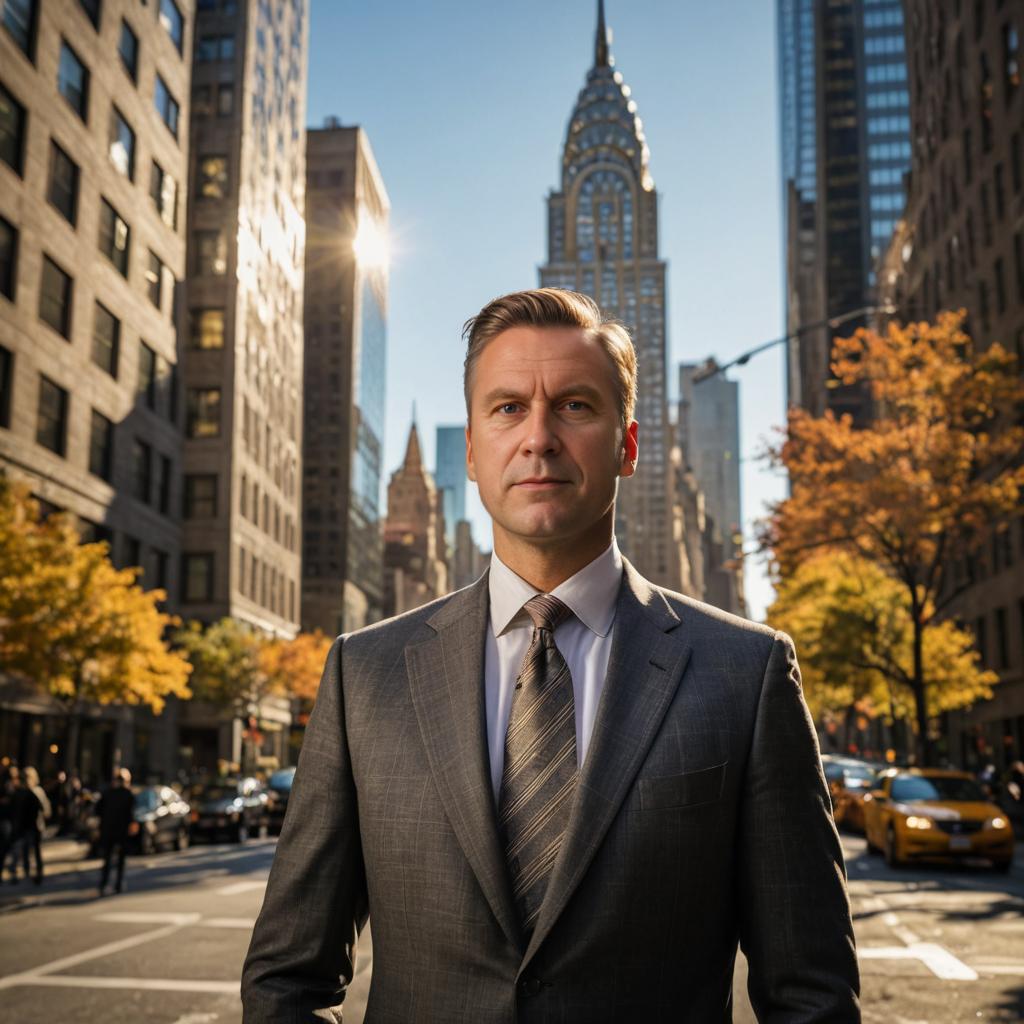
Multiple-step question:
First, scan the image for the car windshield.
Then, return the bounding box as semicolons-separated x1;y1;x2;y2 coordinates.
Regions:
133;789;158;812
891;776;987;803
268;769;294;792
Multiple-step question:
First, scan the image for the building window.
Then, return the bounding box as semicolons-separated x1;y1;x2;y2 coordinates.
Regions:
36;376;68;455
187;387;220;438
47;141;79;226
77;0;100;28
217;83;233;116
132;437;151;503
159;0;183;52
58;41;89;121
89;409;114;481
92;301;119;377
38;255;72;337
118;19;138;81
1005;23;1021;102
149;161;177;229
195;34;233;61
123;535;141;570
137;341;156;409
2;0;37;56
146;250;164;308
192;85;213;117
0;216;16;301
153;74;179;138
194;231;226;275
98;199;130;276
995;607;1009;669
182;553;214;603
190;308;224;349
184;474;217;518
152;548;168;591
108;106;135;178
995;257;1007;314
0;82;26;175
156;453;171;514
197;155;228;198
0;344;13;427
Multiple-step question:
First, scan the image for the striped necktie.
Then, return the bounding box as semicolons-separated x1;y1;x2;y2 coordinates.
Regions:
498;593;577;936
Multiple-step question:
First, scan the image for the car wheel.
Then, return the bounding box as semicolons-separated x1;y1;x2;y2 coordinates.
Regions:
235;822;248;844
884;824;904;868
173;825;190;851
140;831;155;856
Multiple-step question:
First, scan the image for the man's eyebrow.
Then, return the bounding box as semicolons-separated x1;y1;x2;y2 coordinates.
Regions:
479;384;607;408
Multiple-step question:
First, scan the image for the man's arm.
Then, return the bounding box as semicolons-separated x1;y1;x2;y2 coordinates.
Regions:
241;637;369;1023
737;632;860;1023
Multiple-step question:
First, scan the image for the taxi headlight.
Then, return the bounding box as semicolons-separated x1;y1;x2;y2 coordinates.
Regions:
906;815;934;830
985;816;1009;831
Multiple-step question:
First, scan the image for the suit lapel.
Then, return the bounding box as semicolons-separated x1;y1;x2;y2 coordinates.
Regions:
405;572;523;951
521;560;693;969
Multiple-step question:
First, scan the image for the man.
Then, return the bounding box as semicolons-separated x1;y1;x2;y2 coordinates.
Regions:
96;768;134;896
243;289;859;1022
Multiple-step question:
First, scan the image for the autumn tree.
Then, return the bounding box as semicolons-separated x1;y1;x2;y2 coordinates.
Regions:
761;312;1024;765
767;551;998;749
0;476;192;769
260;630;333;704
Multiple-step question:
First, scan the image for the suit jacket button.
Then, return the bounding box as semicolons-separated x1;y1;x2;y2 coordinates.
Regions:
518;976;542;997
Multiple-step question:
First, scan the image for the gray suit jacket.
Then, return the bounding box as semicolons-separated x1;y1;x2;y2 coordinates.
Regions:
242;561;860;1022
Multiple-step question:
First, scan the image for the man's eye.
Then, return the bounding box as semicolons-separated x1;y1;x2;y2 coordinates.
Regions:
498;403;520;415
563;401;588;412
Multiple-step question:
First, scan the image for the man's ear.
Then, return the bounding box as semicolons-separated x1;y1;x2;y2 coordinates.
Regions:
465;423;477;482
619;420;639;478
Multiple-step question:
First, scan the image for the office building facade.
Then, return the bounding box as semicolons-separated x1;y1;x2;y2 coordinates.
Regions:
434;424;466;551
877;0;1024;769
181;0;307;640
779;0;911;419
0;0;194;780
302;123;388;635
539;2;682;590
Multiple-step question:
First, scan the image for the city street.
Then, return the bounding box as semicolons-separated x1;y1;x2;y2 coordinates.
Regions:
0;833;1020;1022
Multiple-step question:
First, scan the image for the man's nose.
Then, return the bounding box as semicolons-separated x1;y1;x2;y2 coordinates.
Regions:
520;405;561;456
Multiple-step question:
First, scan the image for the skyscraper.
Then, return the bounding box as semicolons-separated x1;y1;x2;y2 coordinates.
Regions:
434;424;467;549
0;0;194;780
181;0;308;637
778;0;911;420
302;123;389;636
539;1;679;589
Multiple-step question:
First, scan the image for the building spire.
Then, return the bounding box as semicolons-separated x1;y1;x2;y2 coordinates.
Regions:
595;0;611;67
403;419;423;471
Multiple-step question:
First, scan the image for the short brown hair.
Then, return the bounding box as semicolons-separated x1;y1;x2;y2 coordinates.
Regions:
462;288;637;430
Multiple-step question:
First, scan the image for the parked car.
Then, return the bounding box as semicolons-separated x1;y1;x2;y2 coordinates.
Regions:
189;777;268;843
830;763;881;834
130;785;192;854
265;767;295;835
864;768;1014;872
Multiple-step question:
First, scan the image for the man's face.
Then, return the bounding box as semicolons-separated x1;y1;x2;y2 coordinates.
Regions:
466;325;638;550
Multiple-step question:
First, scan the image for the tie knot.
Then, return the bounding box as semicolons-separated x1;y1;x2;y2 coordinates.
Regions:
524;594;572;632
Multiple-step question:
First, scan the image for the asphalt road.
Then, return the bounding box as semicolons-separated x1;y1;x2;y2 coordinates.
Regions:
0;831;1020;1022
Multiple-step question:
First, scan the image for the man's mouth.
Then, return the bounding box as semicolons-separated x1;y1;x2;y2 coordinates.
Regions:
514;477;569;490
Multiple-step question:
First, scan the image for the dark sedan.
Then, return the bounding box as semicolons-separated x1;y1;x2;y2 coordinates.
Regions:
189;777;268;843
266;767;295;835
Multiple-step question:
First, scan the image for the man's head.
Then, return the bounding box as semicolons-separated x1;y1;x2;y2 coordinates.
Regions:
113;768;131;787
462;289;639;564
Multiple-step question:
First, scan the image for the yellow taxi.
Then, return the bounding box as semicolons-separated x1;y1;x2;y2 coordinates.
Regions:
864;768;1014;872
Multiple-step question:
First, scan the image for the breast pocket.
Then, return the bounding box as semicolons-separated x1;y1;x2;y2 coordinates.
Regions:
637;761;728;810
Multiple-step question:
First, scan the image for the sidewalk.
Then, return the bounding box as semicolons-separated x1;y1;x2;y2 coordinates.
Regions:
1;833;96;913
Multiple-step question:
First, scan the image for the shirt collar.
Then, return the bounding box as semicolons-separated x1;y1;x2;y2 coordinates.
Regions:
488;540;623;639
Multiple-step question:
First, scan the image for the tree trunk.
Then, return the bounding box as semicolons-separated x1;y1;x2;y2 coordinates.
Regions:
911;607;930;767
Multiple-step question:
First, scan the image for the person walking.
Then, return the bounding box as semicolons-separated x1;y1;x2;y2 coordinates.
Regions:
242;289;859;1021
7;766;49;885
97;768;135;896
0;766;18;882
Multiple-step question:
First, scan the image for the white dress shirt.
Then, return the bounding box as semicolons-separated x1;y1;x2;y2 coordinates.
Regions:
484;541;623;803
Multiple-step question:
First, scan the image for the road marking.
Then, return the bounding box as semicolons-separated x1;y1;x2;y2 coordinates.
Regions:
94;912;202;926
972;964;1024;976
200;917;256;929
0;921;186;990
8;975;238;993
859;943;978;980
216;879;266;895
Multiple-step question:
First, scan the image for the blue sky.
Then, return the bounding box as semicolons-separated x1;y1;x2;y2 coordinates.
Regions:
307;0;786;619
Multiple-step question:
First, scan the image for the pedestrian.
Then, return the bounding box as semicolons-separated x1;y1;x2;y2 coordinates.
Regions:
7;765;49;885
0;765;18;881
242;289;860;1021
96;768;135;896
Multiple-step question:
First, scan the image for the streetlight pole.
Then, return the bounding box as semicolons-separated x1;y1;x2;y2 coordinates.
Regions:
691;304;895;384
